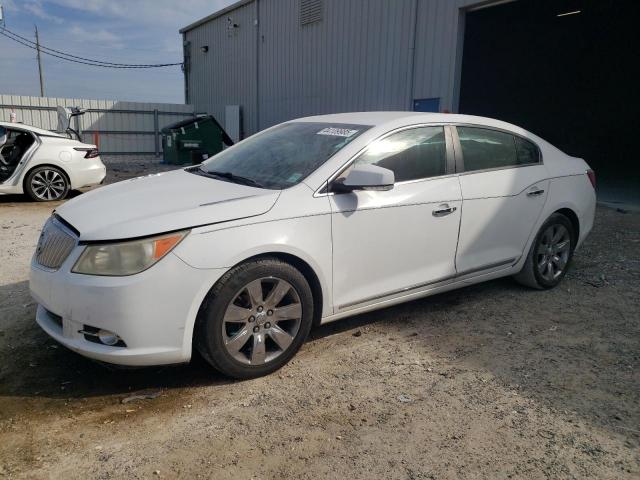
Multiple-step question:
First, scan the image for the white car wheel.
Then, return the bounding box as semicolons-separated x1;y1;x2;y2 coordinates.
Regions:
196;257;314;379
26;166;69;202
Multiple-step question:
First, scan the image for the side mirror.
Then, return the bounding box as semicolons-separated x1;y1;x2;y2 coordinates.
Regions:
332;164;395;193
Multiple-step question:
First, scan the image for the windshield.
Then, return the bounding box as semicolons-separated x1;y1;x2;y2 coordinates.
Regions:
199;122;370;189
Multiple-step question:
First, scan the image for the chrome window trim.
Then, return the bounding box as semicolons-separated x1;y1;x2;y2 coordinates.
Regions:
314;122;456;198
314;121;546;198
457;161;544;176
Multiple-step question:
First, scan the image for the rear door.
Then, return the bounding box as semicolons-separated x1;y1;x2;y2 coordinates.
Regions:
0;129;37;190
329;125;462;312
453;126;549;274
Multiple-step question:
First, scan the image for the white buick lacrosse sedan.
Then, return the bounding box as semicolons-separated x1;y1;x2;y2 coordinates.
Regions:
30;112;596;378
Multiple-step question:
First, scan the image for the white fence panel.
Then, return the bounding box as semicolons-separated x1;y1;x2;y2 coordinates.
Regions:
0;94;195;156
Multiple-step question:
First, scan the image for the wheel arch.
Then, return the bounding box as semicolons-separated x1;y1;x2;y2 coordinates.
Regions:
554;207;580;245
22;163;71;193
189;250;326;358
243;252;324;328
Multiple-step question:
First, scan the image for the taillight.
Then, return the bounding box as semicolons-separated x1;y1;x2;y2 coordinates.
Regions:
73;147;99;158
586;169;596;189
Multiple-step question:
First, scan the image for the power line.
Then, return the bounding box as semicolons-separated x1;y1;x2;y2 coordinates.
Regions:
2;25;182;67
0;26;183;68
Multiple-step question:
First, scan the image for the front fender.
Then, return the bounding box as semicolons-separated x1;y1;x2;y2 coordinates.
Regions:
173;213;334;318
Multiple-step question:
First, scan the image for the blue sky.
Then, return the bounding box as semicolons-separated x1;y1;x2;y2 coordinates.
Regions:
0;0;235;104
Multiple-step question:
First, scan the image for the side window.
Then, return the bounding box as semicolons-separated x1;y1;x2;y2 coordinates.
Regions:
353;126;447;182
514;136;540;165
457;127;518;172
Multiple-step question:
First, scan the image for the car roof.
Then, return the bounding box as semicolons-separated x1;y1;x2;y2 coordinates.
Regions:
293;111;528;133
0;121;65;137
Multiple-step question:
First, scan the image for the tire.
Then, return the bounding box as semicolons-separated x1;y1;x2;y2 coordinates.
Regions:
196;257;314;379
514;213;576;289
25;166;70;202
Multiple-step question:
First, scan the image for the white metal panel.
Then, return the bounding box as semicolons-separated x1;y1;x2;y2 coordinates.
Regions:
0;94;195;155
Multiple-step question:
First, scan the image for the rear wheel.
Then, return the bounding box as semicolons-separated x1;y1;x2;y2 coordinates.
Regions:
25;166;69;202
514;213;575;289
196;258;314;379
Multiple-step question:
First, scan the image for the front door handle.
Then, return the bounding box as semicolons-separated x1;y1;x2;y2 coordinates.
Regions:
527;188;545;197
432;204;457;217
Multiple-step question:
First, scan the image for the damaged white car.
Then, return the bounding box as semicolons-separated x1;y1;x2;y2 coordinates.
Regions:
0;122;106;201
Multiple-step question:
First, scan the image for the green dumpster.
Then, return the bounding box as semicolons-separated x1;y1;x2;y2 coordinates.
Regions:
161;115;234;165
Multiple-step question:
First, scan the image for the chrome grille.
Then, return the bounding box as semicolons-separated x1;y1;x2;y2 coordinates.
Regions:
35;218;77;270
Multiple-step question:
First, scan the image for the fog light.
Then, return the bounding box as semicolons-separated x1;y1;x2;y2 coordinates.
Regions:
80;325;127;347
97;329;121;346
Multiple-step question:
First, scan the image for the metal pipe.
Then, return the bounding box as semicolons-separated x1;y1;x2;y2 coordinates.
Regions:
153;109;160;157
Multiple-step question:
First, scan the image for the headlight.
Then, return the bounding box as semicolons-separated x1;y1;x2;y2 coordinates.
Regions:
72;230;189;276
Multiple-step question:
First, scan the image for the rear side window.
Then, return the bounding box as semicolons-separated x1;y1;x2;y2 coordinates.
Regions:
457;127;517;171
354;126;447;182
457;127;540;172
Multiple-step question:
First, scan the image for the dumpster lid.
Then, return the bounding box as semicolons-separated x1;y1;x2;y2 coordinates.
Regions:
161;115;234;146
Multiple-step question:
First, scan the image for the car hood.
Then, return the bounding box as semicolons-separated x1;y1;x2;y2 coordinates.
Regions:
56;169;280;241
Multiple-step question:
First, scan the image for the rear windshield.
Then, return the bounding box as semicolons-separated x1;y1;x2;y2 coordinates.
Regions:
200;122;370;189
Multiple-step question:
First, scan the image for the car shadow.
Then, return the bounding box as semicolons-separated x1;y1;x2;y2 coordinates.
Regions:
0;189;83;205
0;268;638;443
0;281;233;401
0;279;474;401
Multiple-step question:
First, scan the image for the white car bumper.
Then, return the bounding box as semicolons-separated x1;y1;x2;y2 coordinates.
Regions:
30;248;226;366
70;156;107;189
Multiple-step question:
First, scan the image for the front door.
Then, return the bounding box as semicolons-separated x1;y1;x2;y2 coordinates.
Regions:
329;125;462;312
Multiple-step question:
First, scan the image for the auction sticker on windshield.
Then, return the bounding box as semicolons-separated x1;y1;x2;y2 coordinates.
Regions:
316;127;360;137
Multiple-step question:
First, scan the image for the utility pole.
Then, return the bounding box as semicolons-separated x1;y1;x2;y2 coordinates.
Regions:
34;25;45;97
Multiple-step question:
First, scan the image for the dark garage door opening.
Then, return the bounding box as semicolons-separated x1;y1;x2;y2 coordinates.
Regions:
459;0;639;205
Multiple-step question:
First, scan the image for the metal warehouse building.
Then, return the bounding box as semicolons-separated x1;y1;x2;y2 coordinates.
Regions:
180;0;638;197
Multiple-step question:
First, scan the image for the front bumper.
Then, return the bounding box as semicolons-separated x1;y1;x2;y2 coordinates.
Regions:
30;246;225;366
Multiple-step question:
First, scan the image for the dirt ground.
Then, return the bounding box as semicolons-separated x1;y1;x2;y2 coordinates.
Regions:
0;161;638;479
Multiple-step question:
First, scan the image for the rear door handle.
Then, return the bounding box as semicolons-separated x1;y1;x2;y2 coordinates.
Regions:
527;188;545;197
432;204;457;217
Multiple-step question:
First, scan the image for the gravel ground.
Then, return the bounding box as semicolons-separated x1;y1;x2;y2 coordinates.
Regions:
0;162;638;479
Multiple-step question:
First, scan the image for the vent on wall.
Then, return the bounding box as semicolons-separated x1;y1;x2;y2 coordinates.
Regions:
300;0;323;26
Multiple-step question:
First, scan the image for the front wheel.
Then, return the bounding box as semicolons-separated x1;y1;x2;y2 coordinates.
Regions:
514;213;575;289
25;166;69;202
196;258;314;379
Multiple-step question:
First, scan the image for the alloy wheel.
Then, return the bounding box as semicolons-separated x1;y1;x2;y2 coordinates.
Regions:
536;224;571;282
221;277;303;365
31;169;66;201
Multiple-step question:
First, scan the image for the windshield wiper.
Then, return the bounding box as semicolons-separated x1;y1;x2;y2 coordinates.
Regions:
197;168;264;188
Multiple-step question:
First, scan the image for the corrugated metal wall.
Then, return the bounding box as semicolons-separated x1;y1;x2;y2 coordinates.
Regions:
0;94;194;155
412;0;481;112
185;0;258;136
184;0;486;137
257;0;416;130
